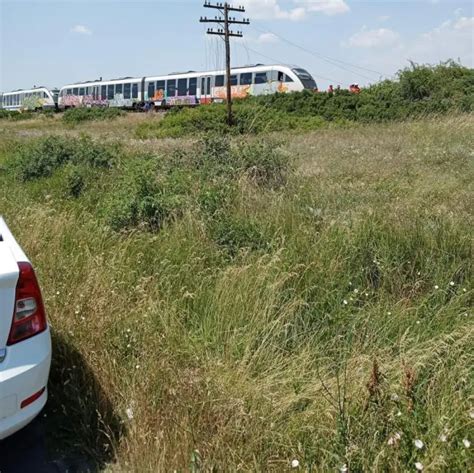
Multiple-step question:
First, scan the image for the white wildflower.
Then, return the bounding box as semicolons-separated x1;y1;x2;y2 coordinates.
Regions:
387;311;392;316
462;439;471;448
390;393;399;401
434;285;439;290
415;462;424;471
449;281;455;286
439;433;447;442
291;459;299;468
469;410;474;419
125;407;134;420
396;410;402;417
414;439;424;449
463;288;467;292
343;300;348;305
340;464;348;473
353;288;359;294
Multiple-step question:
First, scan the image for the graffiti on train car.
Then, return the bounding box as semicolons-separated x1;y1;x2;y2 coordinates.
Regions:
167;96;197;106
22;95;46;110
152;89;165;101
109;94;134;107
214;85;251;100
83;95;108;106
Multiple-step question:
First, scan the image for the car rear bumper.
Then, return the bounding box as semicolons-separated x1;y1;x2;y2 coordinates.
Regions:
0;328;51;440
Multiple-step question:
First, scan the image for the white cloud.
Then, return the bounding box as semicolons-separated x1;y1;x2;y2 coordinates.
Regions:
345;27;399;48
242;0;306;20
71;24;92;35
257;32;279;43
241;0;349;21
378;15;390;22
294;0;350;16
413;16;474;64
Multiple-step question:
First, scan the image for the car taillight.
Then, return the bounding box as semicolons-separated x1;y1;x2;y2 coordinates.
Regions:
7;262;47;345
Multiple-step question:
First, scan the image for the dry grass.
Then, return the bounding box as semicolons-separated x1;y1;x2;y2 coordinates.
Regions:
0;114;472;471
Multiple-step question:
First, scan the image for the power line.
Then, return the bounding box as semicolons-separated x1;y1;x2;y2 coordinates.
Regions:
241;44;341;85
251;24;383;82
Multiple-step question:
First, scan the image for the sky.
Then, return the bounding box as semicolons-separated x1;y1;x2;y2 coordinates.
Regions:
0;0;473;91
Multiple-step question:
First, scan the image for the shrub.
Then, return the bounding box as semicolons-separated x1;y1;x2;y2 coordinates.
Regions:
237;140;288;188
210;214;270;256
64;164;86;198
9;135;119;181
0;110;36;121
63;107;124;125
104;160;187;231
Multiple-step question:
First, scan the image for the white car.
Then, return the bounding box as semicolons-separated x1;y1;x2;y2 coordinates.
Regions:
0;217;51;440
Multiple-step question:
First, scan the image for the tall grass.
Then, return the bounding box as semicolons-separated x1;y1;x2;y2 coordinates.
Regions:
0;114;472;471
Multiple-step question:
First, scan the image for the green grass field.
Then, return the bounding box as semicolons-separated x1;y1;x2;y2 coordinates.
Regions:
0;112;472;472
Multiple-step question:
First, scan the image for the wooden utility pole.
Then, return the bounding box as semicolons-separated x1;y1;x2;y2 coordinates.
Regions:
200;2;250;126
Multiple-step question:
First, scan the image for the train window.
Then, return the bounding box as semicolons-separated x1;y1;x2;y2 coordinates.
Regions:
177;78;187;96
189;77;197;96
73;88;79;95
285;74;294;83
215;75;224;87
107;85;114;99
254;72;268;84
132;83;138;99
278;71;284;82
240;73;252;85
167;79;176;97
148;82;155;99
124;83;131;99
116;83;123;95
67;89;72;95
101;85;107;99
156;80;165;91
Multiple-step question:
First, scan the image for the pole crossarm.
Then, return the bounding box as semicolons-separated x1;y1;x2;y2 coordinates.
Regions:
206;29;243;38
203;2;246;12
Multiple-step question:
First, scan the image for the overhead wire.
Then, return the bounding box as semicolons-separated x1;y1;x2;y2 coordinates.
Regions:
251;24;384;82
242;44;341;84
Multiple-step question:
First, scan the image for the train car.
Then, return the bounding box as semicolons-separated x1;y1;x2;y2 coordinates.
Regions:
58;64;317;109
1;87;58;111
144;64;316;107
57;77;143;110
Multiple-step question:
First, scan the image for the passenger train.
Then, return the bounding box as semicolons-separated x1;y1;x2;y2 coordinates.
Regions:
0;87;58;111
1;64;317;112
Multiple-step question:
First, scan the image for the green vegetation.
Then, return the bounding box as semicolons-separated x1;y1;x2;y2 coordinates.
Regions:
0;109;38;121
0;110;472;471
62;106;125;124
137;61;474;138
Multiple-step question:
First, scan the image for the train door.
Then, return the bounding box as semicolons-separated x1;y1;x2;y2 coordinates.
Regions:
199;76;212;104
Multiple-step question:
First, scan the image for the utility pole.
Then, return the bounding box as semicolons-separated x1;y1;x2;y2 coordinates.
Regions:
200;2;250;126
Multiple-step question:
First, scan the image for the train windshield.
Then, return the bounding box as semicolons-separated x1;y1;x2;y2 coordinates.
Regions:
292;68;317;89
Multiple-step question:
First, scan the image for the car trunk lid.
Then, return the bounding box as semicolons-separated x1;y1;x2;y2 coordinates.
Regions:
0;244;19;350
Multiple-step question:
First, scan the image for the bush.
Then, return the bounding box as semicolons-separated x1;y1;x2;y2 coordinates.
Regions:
104;159;187;231
211;214;270;256
9;135;119;181
63;107;124;125
0;110;36;121
64;164;87;198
